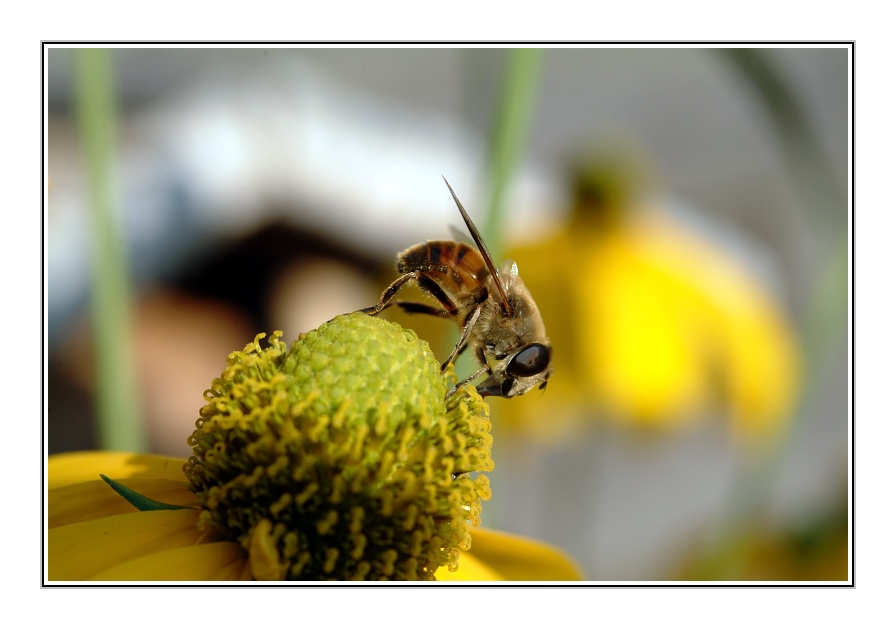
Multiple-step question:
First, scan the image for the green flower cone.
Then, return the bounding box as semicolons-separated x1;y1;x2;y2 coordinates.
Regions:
183;312;494;580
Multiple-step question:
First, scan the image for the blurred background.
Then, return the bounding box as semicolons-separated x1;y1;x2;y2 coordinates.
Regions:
45;45;850;581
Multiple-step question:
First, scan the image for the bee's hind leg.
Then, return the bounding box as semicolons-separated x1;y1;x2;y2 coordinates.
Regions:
394;301;451;318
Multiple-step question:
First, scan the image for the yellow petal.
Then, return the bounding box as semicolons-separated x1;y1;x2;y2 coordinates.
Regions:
48;509;206;580
437;550;505;581
447;528;584;581
578;232;709;426
91;541;249;581
49;478;198;528
717;282;800;442
637;216;800;442
48;451;187;489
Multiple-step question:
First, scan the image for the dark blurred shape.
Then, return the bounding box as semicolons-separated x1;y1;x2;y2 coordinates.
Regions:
168;219;382;333
48;365;98;454
719;48;845;230
675;489;848;581
567;143;653;229
48;218;383;456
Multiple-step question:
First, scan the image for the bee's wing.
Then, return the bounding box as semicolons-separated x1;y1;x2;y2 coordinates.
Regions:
442;177;514;316
498;259;519;294
448;224;469;244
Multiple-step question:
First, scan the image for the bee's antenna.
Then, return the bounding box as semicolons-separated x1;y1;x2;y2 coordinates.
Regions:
442;176;514;316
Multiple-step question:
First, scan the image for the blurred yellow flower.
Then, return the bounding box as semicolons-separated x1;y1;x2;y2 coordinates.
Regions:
502;156;800;445
47;451;583;581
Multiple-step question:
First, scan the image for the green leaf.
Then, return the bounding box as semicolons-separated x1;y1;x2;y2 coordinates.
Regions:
100;474;195;511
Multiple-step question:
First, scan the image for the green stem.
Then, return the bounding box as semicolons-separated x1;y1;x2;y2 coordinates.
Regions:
483;48;544;259
476;48;543;530
73;48;146;452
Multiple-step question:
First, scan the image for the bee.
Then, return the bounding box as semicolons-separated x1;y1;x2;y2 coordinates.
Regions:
361;177;552;399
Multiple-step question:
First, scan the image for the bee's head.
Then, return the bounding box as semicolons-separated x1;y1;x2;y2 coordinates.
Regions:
476;342;552;398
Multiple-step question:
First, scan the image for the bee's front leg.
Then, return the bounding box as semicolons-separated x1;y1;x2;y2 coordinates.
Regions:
445;363;489;400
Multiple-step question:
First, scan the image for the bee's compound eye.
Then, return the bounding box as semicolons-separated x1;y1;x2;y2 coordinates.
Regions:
507;343;550;377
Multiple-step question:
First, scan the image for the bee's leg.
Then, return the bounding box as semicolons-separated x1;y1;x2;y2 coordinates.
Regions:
394;301;451;318
445;362;489;399
416;276;460;317
473;345;489;370
358;272;418;315
440;305;482;371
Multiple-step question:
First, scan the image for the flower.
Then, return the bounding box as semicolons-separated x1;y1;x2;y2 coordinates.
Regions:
501;152;801;445
47;313;582;581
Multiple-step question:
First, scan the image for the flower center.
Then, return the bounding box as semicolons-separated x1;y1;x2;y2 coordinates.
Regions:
184;313;493;580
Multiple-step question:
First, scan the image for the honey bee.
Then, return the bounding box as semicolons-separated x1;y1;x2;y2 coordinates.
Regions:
361;178;552;399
